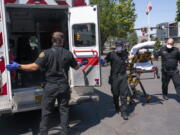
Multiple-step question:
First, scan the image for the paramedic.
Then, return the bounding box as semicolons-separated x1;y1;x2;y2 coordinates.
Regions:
6;32;84;135
156;38;180;100
104;40;129;120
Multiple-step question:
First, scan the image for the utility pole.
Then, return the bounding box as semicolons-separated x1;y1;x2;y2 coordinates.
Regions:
147;10;151;41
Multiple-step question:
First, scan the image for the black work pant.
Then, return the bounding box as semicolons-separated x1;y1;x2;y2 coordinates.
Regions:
40;83;70;135
111;74;129;112
162;69;180;96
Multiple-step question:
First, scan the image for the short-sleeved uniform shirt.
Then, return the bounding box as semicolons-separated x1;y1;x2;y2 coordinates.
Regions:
105;51;128;77
157;46;180;71
35;45;78;84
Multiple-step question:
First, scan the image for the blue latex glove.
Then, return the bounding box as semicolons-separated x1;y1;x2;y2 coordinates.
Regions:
99;59;106;65
6;61;20;70
77;62;84;67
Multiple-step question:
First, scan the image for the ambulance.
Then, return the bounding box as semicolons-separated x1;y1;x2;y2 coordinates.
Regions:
0;0;101;115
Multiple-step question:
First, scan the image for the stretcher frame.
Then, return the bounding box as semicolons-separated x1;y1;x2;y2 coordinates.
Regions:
127;51;159;105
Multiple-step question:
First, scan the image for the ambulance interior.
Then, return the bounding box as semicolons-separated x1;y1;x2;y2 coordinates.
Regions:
6;6;69;89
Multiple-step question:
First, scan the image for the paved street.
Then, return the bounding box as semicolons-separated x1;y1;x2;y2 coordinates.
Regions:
0;61;180;135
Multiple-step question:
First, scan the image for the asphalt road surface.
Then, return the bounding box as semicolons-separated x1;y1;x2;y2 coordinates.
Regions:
0;61;180;135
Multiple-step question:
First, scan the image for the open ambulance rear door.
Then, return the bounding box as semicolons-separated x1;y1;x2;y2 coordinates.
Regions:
68;5;101;87
0;0;12;114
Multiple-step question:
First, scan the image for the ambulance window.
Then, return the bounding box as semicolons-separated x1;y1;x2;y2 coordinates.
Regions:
73;23;96;47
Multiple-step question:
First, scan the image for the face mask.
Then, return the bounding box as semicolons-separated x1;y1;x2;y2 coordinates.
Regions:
116;46;124;52
166;44;173;49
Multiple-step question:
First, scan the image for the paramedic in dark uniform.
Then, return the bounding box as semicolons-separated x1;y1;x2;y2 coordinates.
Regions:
104;40;129;120
6;32;82;135
156;38;180;100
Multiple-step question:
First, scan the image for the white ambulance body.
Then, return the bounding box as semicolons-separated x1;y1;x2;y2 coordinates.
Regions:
0;0;101;115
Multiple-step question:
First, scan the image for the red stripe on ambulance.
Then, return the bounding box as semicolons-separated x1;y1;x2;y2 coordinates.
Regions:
0;57;5;73
0;4;7;96
0;33;3;47
0;84;7;95
74;50;99;72
27;0;47;4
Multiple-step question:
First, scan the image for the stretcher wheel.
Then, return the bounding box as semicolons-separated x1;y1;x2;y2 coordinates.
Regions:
127;96;135;104
142;95;152;106
146;95;152;101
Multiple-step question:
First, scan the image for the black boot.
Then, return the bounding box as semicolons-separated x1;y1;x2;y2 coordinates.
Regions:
121;111;128;120
162;94;168;100
115;105;120;113
120;97;128;120
113;96;120;113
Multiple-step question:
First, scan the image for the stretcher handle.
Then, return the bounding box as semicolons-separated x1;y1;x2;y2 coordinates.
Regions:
73;50;98;57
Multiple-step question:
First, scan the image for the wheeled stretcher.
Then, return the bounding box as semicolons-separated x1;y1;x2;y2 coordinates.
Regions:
127;41;159;104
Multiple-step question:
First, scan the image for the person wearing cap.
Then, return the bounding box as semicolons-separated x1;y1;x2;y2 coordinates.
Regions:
104;40;129;120
156;38;180;100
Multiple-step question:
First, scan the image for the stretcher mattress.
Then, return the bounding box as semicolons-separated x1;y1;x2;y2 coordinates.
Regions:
130;41;156;55
133;62;154;71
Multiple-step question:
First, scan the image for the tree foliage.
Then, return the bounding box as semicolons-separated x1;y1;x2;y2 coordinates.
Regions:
153;38;163;50
127;32;138;49
176;0;180;21
91;0;136;47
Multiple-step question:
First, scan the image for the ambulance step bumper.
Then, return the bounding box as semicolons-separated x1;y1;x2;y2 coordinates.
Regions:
69;95;99;105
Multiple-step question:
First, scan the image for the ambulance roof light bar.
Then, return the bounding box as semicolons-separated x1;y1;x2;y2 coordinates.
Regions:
4;0;16;4
73;0;87;6
55;0;68;5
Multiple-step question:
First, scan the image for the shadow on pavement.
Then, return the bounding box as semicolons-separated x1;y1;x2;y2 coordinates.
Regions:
168;94;180;102
51;88;116;135
68;88;116;135
146;94;164;105
140;94;164;106
0;110;41;135
0;89;169;135
50;89;167;135
154;93;180;103
127;92;164;115
0;88;116;135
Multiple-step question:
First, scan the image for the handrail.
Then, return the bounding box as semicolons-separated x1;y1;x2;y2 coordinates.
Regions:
73;50;98;57
73;50;99;72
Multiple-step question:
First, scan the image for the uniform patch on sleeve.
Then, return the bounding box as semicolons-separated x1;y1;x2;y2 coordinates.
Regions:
38;52;45;58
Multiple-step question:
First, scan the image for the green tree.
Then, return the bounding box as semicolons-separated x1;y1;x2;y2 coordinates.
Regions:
127;32;138;49
176;0;180;21
153;38;163;50
91;0;136;50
